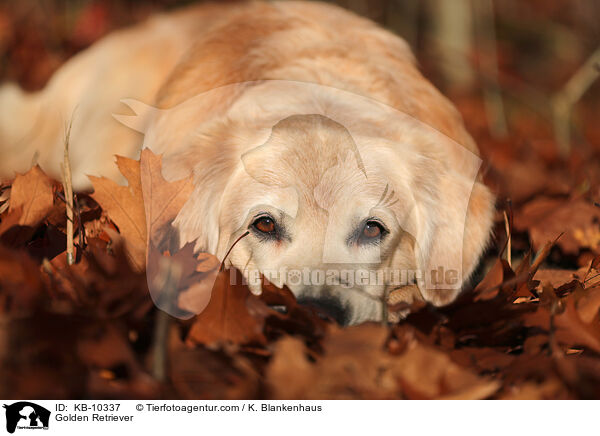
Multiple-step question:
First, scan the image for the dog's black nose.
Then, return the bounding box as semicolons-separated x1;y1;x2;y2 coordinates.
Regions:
297;296;350;326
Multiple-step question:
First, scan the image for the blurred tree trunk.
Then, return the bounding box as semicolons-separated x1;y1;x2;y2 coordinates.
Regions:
473;0;508;138
428;0;475;90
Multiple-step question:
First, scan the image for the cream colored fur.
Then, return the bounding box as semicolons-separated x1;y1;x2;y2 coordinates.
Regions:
0;1;494;324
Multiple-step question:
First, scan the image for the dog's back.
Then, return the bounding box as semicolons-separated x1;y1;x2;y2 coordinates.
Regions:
0;3;222;186
0;1;476;189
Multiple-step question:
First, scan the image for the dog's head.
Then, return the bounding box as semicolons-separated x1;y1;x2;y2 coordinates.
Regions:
124;80;495;325
167;109;493;325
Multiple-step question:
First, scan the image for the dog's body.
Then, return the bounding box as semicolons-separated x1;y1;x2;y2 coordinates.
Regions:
0;1;494;324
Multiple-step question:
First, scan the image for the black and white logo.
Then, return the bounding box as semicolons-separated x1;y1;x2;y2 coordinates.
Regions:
3;402;50;434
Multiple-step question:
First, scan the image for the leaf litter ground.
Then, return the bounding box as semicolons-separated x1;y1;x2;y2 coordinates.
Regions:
1;143;599;399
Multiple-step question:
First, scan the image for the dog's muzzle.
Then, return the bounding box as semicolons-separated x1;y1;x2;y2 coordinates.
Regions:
296;295;351;326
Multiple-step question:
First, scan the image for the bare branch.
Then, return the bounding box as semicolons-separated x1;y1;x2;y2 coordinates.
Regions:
552;46;600;155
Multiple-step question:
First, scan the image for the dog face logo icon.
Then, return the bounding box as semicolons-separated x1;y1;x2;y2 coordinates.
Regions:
3;402;50;434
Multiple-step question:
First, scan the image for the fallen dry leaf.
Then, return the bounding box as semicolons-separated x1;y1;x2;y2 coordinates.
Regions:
266;324;499;399
89;156;146;270
186;268;268;347
145;242;220;319
8;165;54;227
176;251;220;316
139;148;193;250
514;197;600;255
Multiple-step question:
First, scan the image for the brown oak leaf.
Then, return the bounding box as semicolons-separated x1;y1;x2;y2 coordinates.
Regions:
139;148;193;250
186;268;268;347
89;156;146;270
8;165;54;227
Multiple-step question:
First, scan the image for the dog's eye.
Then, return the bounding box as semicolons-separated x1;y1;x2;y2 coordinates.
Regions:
252;216;276;234
361;220;386;241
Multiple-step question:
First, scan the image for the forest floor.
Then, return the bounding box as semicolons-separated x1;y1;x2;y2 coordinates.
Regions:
1;1;599;399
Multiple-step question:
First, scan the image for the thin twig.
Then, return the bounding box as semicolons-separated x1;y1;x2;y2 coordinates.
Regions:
220;231;250;272
55;190;86;251
0;185;9;215
503;210;512;268
151;309;170;382
552;46;600;156
150;255;183;381
61;119;75;265
584;272;600;284
74;194;86;250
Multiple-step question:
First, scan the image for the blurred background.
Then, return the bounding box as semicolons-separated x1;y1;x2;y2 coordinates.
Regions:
0;0;598;188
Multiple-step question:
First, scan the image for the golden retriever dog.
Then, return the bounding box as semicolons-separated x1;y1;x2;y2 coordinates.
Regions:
0;1;494;325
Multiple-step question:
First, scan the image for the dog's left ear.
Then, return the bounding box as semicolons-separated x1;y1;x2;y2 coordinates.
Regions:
173;182;223;253
413;167;495;306
169;127;242;254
